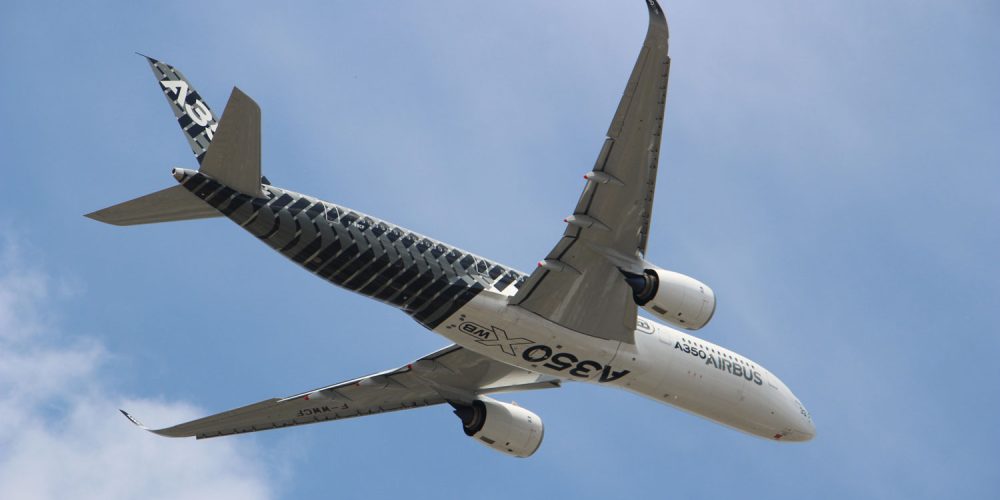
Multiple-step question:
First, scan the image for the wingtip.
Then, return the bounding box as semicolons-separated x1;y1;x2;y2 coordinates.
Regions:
83;210;127;226
119;409;195;438
644;0;668;27
120;409;148;429
645;0;663;16
83;210;108;224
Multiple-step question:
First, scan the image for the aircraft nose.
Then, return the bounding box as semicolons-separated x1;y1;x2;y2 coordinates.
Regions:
779;400;815;442
767;377;816;442
756;370;815;442
782;417;815;442
803;419;816;440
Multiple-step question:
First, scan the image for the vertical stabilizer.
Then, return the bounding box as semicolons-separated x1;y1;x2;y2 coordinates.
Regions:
144;56;219;164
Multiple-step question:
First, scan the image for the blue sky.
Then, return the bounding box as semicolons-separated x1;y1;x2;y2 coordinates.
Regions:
1;0;998;498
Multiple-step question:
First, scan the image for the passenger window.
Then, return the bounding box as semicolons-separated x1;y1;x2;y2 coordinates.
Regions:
475;259;490;274
325;206;341;222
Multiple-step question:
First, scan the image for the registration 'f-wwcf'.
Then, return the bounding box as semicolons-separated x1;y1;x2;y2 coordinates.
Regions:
90;0;814;457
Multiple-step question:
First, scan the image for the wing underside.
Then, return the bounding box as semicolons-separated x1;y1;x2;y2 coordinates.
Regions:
511;1;670;344
123;345;559;439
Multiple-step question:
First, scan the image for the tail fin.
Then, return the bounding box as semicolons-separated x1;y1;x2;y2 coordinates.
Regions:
144;55;219;165
87;59;264;227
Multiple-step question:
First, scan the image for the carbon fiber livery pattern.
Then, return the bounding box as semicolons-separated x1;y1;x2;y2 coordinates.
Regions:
145;57;219;165
175;170;526;329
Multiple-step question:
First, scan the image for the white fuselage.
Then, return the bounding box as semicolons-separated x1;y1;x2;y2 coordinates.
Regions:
436;291;815;442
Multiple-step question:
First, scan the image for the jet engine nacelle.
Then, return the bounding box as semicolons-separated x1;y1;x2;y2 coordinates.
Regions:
451;397;544;458
625;267;716;330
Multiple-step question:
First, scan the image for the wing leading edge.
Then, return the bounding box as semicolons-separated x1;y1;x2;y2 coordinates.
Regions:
121;345;560;439
511;1;670;344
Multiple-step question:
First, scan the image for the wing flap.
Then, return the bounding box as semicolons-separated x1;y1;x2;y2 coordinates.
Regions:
150;397;445;439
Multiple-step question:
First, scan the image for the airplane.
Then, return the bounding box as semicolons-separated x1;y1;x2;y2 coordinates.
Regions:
88;0;814;458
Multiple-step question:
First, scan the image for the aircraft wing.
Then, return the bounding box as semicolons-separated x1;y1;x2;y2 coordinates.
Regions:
121;345;560;439
510;1;670;344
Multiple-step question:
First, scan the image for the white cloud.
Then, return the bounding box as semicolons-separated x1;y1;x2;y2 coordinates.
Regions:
0;239;275;500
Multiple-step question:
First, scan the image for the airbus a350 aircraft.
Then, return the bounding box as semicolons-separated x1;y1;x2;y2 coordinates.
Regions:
89;0;814;457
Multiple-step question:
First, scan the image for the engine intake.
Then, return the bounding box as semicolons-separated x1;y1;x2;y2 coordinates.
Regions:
451;397;544;458
625;267;716;330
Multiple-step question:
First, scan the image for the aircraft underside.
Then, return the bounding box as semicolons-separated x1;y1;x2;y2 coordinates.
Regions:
89;0;814;457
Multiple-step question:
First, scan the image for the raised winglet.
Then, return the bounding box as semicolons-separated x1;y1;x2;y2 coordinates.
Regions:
120;409;148;429
119;409;184;438
645;0;668;29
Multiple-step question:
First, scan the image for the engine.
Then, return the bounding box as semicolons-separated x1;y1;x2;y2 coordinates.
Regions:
451;397;544;458
624;267;716;330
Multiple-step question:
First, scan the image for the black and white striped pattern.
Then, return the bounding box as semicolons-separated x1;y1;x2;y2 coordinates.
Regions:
175;170;526;328
145;57;218;165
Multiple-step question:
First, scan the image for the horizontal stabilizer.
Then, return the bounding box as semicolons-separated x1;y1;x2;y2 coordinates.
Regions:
85;185;220;226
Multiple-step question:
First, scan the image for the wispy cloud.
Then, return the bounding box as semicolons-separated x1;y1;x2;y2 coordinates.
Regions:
0;236;275;500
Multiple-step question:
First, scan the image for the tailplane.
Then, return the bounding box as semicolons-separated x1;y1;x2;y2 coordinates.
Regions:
85;185;219;226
